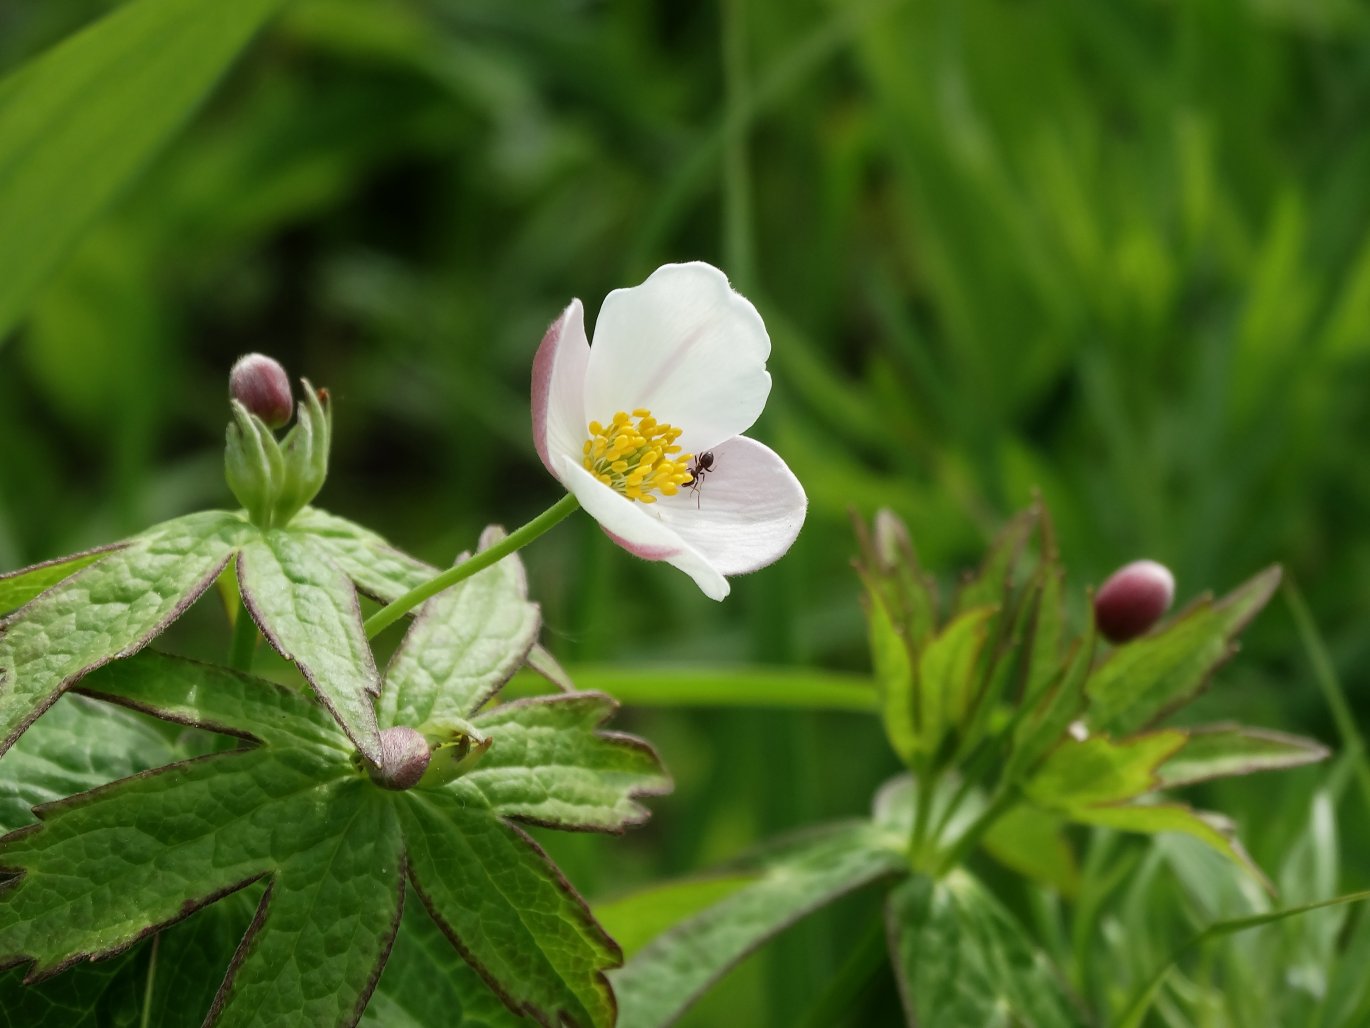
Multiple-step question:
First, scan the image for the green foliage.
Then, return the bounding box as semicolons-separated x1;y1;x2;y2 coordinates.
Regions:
0;628;664;1027
0;0;283;341
886;871;1079;1027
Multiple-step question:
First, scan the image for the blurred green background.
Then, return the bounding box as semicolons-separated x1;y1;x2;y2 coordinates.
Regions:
2;0;1370;1023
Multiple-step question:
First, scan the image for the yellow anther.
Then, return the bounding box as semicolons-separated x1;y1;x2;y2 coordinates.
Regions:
582;407;694;505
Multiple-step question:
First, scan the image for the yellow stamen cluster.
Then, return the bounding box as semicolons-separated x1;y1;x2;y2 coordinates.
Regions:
583;409;692;503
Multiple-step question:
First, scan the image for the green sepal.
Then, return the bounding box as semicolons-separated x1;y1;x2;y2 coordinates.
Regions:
224;383;332;532
1025;729;1188;810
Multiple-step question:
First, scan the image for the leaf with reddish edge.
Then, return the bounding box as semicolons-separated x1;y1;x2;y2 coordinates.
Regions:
466;693;670;833
399;787;620;1028
0;650;648;1027
1154;724;1329;790
288;507;437;604
379;527;540;731
237;529;383;765
0;544;122;615
0;511;252;756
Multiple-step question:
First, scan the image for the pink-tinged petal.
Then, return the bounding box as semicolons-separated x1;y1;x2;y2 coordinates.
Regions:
584;263;771;455
531;300;591;478
557;456;731;601
655;436;806;576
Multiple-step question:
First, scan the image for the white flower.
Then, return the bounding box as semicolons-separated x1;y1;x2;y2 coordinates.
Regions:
531;262;807;600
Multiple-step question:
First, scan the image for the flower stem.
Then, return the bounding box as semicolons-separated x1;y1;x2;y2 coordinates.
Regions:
934;787;1018;878
364;493;582;639
229;599;258;672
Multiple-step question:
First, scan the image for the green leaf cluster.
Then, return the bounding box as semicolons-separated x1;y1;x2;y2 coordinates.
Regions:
606;504;1331;1026
0;531;668;1025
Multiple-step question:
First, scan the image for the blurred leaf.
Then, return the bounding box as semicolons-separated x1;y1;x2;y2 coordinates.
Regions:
1156;724;1329;790
981;804;1079;895
1073;802;1269;892
1005;614;1097;785
609;822;906;1028
0;0;283;342
867;588;916;764
1114;889;1370;1028
886;870;1080;1027
918;604;996;761
1026;730;1187;809
507;666;879;712
1086;567;1283;735
595;874;756;960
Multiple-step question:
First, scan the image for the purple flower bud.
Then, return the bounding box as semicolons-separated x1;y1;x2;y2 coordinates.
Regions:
372;726;431;790
229;353;293;429
1094;559;1176;644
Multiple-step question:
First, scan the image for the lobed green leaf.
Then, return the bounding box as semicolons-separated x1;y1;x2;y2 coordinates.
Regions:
0;546;120;616
399;787;619;1027
866;590;917;765
288;508;436;603
0;748;342;976
610;822;907;1028
363;904;523;1028
0;511;251;755
237;529;382;764
76;650;344;757
0;691;195;833
917;604;997;761
380;529;539;730
886;870;1079;1027
1086;566;1282;735
467;693;670;832
0;0;283;341
208;784;404;1027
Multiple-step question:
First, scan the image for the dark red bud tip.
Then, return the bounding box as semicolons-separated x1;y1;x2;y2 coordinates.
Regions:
229;353;294;429
1094;559;1176;644
373;726;431;790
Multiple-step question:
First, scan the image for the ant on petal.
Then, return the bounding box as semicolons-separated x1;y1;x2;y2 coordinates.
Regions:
685;451;715;508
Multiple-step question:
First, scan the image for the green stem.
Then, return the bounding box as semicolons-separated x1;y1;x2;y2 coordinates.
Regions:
140;934;159;1028
229;598;258;672
365;493;581;639
796;914;889;1028
1283;578;1370;817
934;787;1018;878
909;768;937;865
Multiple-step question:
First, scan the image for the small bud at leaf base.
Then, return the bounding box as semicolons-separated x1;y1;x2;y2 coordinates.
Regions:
371;726;430;790
230;353;293;429
1094;559;1176;644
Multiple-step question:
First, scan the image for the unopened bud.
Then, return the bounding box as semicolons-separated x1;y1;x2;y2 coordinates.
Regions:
371;726;431;790
229;353;293;429
1094;559;1175;644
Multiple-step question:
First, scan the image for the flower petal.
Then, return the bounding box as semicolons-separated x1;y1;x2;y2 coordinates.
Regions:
557;456;730;600
655;436;806;576
583;263;771;455
531;300;590;478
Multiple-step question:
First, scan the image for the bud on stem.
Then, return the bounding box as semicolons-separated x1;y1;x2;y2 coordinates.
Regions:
1094;559;1175;643
229;354;293;429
